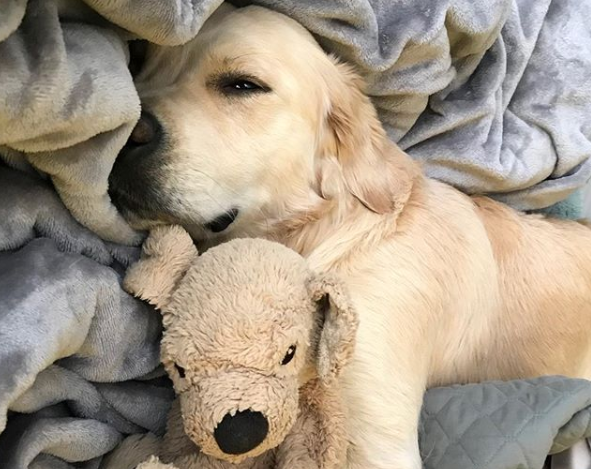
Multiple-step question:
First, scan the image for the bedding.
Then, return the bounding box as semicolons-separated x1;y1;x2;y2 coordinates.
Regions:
1;0;591;467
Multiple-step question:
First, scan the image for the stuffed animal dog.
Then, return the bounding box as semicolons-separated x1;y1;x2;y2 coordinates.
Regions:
113;225;357;469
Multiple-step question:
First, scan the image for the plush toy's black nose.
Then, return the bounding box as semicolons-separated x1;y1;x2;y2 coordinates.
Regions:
214;410;269;455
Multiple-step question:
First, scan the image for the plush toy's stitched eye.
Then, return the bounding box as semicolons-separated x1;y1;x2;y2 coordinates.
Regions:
281;345;297;366
174;363;186;379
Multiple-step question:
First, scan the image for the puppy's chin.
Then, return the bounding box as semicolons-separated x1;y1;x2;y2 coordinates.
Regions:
111;200;246;248
110;179;273;246
120;211;213;244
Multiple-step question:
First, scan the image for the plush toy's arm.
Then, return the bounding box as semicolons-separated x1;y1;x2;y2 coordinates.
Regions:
275;424;317;469
276;380;348;469
159;400;201;462
157;448;275;469
124;225;198;310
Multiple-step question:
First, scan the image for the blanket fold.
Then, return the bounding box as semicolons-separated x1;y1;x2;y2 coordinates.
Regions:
0;166;174;469
0;405;123;469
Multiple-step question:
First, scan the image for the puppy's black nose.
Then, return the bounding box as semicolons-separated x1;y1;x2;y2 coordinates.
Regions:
110;111;163;206
214;410;269;455
127;111;161;147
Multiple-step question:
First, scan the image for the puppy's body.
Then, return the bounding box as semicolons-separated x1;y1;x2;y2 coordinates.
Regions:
300;178;591;384
279;174;591;468
109;5;591;468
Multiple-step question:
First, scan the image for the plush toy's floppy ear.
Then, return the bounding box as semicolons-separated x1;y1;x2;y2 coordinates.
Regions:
123;225;198;311
308;275;359;382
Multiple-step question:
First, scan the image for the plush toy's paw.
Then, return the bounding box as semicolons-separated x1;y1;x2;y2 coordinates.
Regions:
123;225;198;310
136;456;179;469
142;225;195;256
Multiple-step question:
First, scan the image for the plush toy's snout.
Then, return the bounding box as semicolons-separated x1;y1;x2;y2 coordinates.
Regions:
214;409;269;455
181;369;300;464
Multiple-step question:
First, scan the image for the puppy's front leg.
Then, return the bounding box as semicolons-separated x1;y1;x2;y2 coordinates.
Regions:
340;300;429;469
342;359;425;469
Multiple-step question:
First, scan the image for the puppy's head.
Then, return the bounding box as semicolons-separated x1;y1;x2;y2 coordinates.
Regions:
109;5;416;243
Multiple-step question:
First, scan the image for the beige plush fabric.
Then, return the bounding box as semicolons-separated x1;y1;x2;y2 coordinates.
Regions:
112;225;356;469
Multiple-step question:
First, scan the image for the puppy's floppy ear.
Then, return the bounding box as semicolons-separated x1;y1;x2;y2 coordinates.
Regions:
316;58;418;215
123;225;198;311
308;274;359;382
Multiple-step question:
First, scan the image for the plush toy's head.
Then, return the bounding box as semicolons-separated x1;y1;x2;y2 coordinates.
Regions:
124;226;358;464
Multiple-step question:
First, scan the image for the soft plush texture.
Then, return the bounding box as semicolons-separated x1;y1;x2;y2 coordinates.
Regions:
136;457;177;469
112;377;591;469
0;166;175;469
115;225;354;469
0;0;589;245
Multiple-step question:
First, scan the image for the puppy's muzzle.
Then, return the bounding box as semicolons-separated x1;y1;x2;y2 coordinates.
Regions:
214;409;269;455
109;111;166;216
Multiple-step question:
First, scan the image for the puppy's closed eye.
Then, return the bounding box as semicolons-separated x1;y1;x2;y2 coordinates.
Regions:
210;72;271;96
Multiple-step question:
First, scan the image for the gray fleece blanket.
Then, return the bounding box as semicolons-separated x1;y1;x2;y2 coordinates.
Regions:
0;166;174;469
2;165;591;469
1;0;590;245
1;0;591;468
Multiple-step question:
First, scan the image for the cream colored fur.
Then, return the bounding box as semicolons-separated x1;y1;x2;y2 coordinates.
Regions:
118;5;591;469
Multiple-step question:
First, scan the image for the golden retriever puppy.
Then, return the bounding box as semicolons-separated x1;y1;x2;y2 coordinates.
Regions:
109;4;591;469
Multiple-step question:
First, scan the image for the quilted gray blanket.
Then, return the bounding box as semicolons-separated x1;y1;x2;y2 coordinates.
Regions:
1;0;590;245
1;0;591;468
1;165;591;469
